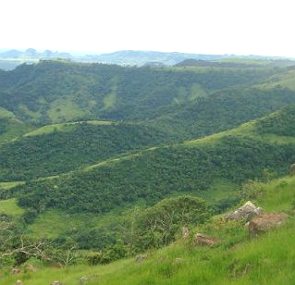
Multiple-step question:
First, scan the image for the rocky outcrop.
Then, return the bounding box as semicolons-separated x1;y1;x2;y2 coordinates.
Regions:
11;268;21;275
226;201;262;221
79;276;88;285
51;281;63;285
25;263;37;272
174;257;185;264
248;213;288;236
135;254;148;263
182;226;190;239
194;233;218;246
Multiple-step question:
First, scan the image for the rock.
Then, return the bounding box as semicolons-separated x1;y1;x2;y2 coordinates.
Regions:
182;226;190;239
51;281;63;285
11;268;21;275
290;163;295;176
174;257;185;264
135;254;147;263
194;233;218;246
15;280;23;285
79;276;88;284
226;201;262;221
25;263;37;272
248;213;288;236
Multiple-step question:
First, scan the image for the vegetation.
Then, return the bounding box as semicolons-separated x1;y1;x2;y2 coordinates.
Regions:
0;60;279;125
14;120;295;214
0;59;295;284
1;174;294;284
0;122;176;180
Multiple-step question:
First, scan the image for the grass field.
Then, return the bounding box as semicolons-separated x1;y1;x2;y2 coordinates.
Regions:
0;198;25;217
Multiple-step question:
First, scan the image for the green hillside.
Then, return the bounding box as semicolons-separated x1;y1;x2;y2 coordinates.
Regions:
0;121;177;180
8;106;295;216
0;107;32;144
0;61;278;125
0;60;295;284
1;60;295;143
150;86;295;139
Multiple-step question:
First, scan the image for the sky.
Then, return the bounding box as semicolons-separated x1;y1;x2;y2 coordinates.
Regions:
1;0;295;57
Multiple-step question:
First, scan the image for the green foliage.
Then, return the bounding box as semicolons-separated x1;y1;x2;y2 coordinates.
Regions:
15;135;295;214
1;60;295;284
129;196;210;251
1;175;295;284
0;117;31;145
256;104;295;136
0;122;176;180
151;87;295;140
86;243;127;265
0;61;277;125
22;208;39;224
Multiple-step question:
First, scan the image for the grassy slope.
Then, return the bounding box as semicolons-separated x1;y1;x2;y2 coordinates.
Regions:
0;198;25;217
24;120;113;137
257;67;295;91
1;176;294;285
0;107;32;144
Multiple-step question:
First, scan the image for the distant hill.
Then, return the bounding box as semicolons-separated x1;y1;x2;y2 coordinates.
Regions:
2;49;294;70
176;58;295;68
83;50;227;66
0;49;228;70
0;60;279;125
175;58;257;67
0;48;72;60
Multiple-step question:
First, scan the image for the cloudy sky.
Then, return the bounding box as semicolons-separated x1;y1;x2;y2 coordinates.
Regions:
1;0;295;57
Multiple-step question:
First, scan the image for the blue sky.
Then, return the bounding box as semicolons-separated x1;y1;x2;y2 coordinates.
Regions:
1;0;295;57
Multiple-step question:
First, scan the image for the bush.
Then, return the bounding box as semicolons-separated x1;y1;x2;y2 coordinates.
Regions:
23;209;38;224
87;243;127;265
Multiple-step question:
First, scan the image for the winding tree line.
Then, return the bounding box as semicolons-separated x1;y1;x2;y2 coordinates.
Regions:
0;123;176;180
14;135;295;214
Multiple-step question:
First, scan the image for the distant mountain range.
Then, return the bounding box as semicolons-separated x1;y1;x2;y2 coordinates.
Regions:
80;50;228;66
1;48;295;71
0;48;229;69
0;48;72;60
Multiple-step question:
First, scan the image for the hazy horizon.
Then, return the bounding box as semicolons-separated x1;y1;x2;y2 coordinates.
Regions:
1;48;294;59
1;0;295;58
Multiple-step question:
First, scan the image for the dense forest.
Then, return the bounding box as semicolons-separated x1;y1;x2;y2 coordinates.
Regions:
0;61;280;125
14;133;295;214
0;122;177;180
